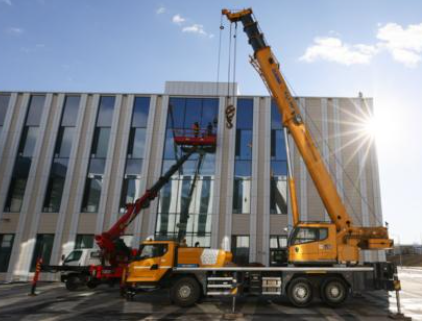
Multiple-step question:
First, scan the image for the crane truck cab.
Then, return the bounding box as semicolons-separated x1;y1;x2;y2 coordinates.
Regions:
125;240;233;306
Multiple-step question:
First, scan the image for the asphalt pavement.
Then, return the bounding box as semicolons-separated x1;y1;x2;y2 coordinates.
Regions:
0;268;420;320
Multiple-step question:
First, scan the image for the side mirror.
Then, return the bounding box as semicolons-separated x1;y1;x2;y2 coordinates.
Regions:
150;264;159;270
61;254;65;261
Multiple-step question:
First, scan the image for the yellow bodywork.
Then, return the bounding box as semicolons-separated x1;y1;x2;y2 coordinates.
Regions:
126;241;232;284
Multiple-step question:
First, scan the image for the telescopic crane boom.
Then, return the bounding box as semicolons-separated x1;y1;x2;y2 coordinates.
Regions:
223;8;392;264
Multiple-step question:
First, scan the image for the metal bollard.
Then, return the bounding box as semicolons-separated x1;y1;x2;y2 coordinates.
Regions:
29;258;43;296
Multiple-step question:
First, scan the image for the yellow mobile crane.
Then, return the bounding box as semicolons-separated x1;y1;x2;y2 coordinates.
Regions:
121;8;400;309
222;8;392;265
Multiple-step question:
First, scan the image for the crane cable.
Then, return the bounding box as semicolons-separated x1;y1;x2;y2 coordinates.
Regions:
225;21;238;129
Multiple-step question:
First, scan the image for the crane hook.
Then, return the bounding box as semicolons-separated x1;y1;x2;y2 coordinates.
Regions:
225;104;235;129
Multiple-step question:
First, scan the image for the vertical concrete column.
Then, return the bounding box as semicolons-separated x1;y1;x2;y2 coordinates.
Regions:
321;98;329;221
95;95;123;234
224;97;237;247
19;94;64;278
0;94;30;215
298;98;308;221
210;96;225;248
356;98;372;263
107;95;134;229
7;94;53;280
66;95;100;253
146;95;169;236
332;98;344;200
262;97;271;266
249;97;260;263
0;93;18;161
132;95;157;246
50;94;88;265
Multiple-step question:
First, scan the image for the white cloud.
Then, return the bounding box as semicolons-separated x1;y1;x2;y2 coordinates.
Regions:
300;37;377;65
6;27;24;35
376;22;422;67
156;6;165;14
0;0;12;5
182;24;206;35
172;14;185;25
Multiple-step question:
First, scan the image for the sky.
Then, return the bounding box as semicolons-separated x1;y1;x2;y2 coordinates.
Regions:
1;0;421;244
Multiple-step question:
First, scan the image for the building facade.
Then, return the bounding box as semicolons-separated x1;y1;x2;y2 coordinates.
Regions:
0;82;385;281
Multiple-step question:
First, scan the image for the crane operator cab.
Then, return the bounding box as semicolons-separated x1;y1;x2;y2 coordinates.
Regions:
287;223;338;265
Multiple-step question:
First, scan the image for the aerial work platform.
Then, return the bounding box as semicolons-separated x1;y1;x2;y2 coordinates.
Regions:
173;128;217;152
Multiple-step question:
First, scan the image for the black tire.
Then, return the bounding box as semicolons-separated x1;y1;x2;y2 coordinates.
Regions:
170;277;201;307
86;279;99;289
65;275;82;291
287;277;314;307
320;277;348;307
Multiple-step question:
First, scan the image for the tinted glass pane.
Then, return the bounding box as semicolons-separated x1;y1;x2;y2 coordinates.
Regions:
26;95;45;126
75;235;94;249
128;128;146;158
201;98;218;128
271;161;287;176
96;96;115;127
43;176;66;212
88;158;106;175
271;101;283;129
4;178;27;212
30;234;54;271
61;96;80;126
51;158;69;177
234;160;252;177
236;99;253;129
184;98;202;130
0;94;10;125
0;234;14;272
55;127;75;158
19;127;38;157
235;130;252;160
132;97;150;127
270;176;287;214
271;130;286;160
120;178;142;211
233;178;251;214
13;156;31;178
125;159;143;175
231;235;250;265
92;127;110;158
163;132;179;160
168;98;185;129
81;178;102;212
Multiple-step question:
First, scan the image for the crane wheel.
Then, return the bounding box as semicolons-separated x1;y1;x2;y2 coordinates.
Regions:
320;277;348;307
287;277;314;307
65;275;82;291
170;277;201;307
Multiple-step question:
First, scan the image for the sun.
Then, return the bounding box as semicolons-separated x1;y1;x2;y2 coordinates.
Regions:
362;116;379;140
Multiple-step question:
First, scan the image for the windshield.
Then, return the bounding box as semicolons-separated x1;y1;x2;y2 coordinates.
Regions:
136;244;168;260
288;227;328;246
64;250;82;264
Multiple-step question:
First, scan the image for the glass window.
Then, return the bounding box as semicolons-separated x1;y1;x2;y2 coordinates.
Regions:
75;234;94;249
125;159;143;175
167;98;185;129
0;234;14;272
132;97;150;127
270;176;287;214
13;156;31;178
63;250;83;264
231;235;250;265
271;101;283;129
271;130;287;160
120;178;142;211
128;128;146;158
235;130;253;160
0;94;10;126
96;96;115;127
201;98;218;128
61;96;80;126
91;127;111;158
81;178;102;212
233;178;251;214
88;158;106;175
18;127;39;157
43;176;65;212
30;234;54;271
236;99;253;129
4;177;27;212
55;127;75;158
136;244;168;260
270;235;287;249
184;98;202;130
289;227;328;245
26;95;45;126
